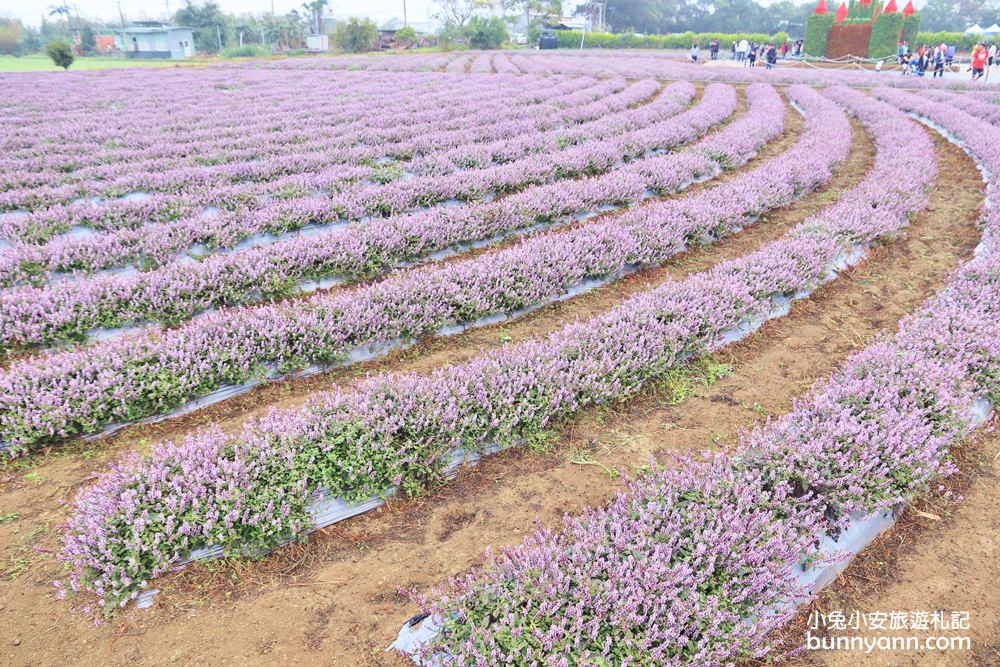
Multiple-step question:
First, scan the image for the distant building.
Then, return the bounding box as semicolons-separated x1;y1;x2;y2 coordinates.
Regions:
113;22;195;59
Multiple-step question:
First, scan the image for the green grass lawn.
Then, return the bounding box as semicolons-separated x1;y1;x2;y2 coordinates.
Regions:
0;54;200;72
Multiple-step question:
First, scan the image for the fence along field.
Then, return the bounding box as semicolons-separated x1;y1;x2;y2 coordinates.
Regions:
0;50;997;666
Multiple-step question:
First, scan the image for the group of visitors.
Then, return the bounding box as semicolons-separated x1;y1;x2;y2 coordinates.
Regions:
730;40;783;68
899;43;951;78
895;40;997;80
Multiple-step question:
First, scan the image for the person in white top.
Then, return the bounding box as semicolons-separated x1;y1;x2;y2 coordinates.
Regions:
738;39;749;62
990;43;998;67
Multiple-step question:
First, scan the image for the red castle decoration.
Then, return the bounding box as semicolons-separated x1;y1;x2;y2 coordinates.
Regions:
835;2;848;22
814;0;828;14
902;0;915;15
883;0;898;13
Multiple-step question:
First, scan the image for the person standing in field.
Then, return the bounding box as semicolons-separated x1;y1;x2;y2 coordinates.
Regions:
990;43;998;68
933;44;945;78
710;39;719;60
690;43;700;63
738;38;749;62
971;43;988;80
747;42;757;67
765;44;778;69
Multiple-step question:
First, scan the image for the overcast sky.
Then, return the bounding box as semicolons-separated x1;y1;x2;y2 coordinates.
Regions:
3;0;438;27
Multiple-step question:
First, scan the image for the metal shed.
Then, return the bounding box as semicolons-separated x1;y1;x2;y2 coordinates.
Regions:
113;23;196;59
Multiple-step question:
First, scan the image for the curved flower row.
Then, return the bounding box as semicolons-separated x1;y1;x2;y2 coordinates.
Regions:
0;71;607;210
0;79;680;284
871;87;1000;252
926;90;1000;127
54;86;935;613
0;76;639;245
0;82;805;451
402;89;1000;667
407;221;999;667
0;84;733;350
0;75;630;217
0;71;522;205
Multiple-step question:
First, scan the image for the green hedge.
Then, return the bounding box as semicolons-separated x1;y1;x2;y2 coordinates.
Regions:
554;30;789;50
868;12;904;59
845;0;876;25
802;13;835;57
900;13;921;49
916;31;1000;50
221;44;270;58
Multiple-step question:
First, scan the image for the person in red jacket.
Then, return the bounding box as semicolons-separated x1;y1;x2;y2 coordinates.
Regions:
971;43;988;80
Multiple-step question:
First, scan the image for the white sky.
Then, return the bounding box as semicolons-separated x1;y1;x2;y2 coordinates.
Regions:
3;0;438;27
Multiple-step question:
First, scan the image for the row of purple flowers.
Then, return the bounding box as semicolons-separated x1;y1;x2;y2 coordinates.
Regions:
55;85;909;615
400;86;1000;666
0;83;781;451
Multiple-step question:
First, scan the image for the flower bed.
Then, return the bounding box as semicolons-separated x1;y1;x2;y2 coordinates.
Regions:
0;83;809;451
0;72;606;214
0;84;737;350
55;86;937;614
0;78;675;283
394;87;1000;667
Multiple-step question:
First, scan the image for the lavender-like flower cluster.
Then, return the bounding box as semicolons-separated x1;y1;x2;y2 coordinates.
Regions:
0;82;733;349
56;86;937;613
0;78;678;284
0;83;831;452
403;89;1000;667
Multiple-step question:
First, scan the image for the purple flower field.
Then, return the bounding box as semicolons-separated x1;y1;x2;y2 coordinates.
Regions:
0;49;997;666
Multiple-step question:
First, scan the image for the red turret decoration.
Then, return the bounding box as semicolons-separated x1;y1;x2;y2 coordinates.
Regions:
803;0;920;58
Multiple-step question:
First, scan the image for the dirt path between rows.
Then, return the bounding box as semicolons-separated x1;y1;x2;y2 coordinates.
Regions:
0;112;986;667
781;425;1000;667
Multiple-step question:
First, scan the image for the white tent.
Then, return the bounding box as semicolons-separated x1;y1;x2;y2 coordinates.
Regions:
965;24;985;35
984;23;1000;36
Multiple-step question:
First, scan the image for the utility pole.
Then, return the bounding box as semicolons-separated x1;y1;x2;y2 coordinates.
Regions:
117;0;125;29
165;0;171;22
403;0;407;26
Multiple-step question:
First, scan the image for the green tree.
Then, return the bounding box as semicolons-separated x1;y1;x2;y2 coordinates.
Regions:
175;1;230;53
79;25;96;54
395;25;418;46
0;18;23;55
434;0;490;29
45;38;74;68
333;16;378;52
302;0;328;34
47;3;72;35
465;15;509;48
920;0;999;31
502;0;561;42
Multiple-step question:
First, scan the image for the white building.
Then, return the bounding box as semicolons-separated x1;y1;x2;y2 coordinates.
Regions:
114;23;196;59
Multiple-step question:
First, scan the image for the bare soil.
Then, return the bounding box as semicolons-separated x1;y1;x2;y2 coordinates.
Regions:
779;426;1000;667
0;108;989;667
